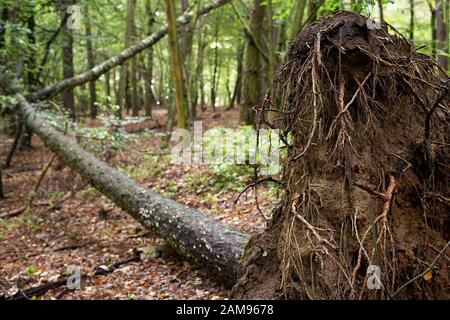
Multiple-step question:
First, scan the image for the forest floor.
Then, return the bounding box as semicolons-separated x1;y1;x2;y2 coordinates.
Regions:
0;107;274;300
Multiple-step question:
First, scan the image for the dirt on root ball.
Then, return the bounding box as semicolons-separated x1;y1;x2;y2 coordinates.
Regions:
231;11;449;300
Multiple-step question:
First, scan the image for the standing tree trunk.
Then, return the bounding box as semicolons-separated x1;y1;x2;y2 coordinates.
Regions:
307;0;321;24
84;6;97;119
409;0;414;40
240;0;265;125
0;7;7;53
290;0;307;40
436;0;449;72
191;23;206;117
228;42;244;109
210;9;221;109
143;0;156;118
267;0;276;80
428;0;437;58
61;0;76;120
180;0;195;119
22;3;37;148
164;0;189;129
377;0;384;21
118;0;137;117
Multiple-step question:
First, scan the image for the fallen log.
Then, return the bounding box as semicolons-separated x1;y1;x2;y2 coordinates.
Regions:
16;94;248;287
27;0;231;102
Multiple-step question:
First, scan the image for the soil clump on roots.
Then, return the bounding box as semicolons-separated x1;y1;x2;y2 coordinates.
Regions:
231;11;449;300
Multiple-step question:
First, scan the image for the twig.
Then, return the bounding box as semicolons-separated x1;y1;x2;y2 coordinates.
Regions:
234;177;284;204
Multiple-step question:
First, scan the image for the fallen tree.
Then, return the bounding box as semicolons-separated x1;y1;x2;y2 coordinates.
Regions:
15;94;248;287
1;0;248;288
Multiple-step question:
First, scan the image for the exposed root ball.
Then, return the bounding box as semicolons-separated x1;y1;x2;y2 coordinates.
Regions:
232;11;449;300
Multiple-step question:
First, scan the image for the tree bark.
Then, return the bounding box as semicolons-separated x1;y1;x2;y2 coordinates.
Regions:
436;0;449;72
118;0;137;116
143;0;156;118
377;0;384;21
84;6;97;119
428;0;437;59
229;42;244;109
290;0;307;40
409;0;414;40
164;0;189;129
240;0;265;125
27;0;232;103
14;94;248;287
210;9;222;109
61;0;76;120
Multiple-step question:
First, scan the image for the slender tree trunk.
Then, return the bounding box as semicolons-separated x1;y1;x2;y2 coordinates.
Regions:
4;124;23;168
210;10;221;109
0;7;8;63
22;3;37;149
240;0;265;125
436;0;449;72
191;24;206;117
229;42;244;109
409;0;414;40
180;0;195;119
164;0;189;129
290;0;307;40
118;0;137;117
377;0;384;21
61;0;76;120
143;0;156;118
267;0;276;80
307;0;320;24
84;6;97;119
428;0;437;58
105;70;111;102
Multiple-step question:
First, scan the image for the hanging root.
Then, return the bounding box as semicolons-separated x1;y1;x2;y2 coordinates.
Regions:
234;11;449;300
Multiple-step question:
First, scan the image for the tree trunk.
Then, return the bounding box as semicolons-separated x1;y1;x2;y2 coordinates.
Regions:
409;0;414;40
210;9;221;109
307;0;320;24
180;0;195;119
240;0;265;125
428;0;437;59
23;3;37;148
15;94;248;287
229;42;244;109
144;0;156;118
118;0;137;116
164;0;189;129
0;7;7;54
290;0;307;40
84;6;97;119
377;0;384;21
436;0;449;72
61;0;76;120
